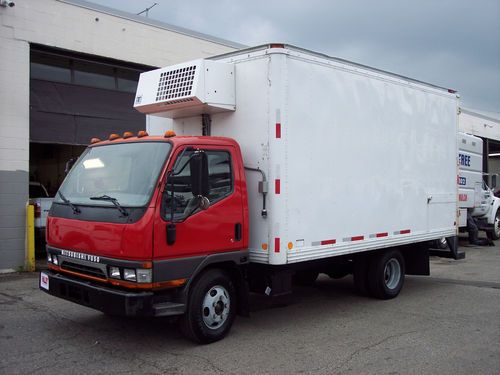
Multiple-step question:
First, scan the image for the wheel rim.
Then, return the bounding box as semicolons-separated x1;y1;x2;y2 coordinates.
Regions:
384;258;401;290
202;285;230;330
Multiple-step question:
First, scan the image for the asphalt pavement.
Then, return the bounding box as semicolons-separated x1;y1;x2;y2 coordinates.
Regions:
1;241;499;375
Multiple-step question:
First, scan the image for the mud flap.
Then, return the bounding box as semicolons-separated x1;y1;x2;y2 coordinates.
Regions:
446;236;465;259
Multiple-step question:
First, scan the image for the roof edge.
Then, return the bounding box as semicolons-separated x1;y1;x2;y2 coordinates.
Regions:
211;43;458;95
461;108;500;124
57;0;247;50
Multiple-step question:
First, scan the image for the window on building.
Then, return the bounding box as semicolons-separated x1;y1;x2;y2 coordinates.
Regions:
117;68;140;93
30;53;71;83
30;50;144;92
73;61;116;90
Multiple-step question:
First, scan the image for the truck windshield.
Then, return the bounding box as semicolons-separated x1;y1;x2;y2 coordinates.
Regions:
55;142;171;207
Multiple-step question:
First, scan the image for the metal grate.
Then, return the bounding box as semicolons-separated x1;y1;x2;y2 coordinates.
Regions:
156;65;196;102
61;262;106;279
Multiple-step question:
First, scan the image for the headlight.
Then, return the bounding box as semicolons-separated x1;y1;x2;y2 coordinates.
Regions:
109;266;121;279
52;255;59;265
136;268;152;283
123;268;136;282
47;254;52;263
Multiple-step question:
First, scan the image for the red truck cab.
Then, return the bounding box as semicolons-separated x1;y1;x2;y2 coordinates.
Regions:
41;132;249;343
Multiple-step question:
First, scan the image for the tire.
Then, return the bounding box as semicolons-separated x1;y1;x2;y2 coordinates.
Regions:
367;249;405;300
180;269;236;344
491;210;500;240
353;258;370;296
292;270;319;286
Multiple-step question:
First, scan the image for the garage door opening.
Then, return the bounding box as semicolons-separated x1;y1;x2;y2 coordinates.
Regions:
29;45;153;255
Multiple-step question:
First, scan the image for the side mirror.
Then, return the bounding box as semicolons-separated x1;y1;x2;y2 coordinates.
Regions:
190;152;209;197
198;196;210;210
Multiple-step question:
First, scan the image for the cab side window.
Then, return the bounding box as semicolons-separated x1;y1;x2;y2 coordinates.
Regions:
162;150;233;220
206;151;232;202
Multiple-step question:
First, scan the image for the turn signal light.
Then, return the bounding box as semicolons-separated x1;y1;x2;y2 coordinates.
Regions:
137;130;148;138
109;133;120;141
90;137;101;144
123;131;134;139
164;130;176;138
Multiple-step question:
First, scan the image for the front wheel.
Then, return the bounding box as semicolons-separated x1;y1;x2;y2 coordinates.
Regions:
180;269;236;344
367;249;405;300
491;210;500;240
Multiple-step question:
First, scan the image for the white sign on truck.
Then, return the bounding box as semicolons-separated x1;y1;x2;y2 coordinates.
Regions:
458;132;500;238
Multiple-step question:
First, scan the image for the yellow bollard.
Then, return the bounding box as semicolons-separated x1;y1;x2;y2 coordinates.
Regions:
26;204;35;272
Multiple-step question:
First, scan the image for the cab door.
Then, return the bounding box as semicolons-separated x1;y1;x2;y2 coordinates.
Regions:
153;145;245;259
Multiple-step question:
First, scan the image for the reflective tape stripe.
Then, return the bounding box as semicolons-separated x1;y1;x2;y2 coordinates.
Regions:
275;179;281;194
394;229;411;235
320;239;336;245
312;239;336;246
276;123;281;138
343;235;364;242
274;237;280;253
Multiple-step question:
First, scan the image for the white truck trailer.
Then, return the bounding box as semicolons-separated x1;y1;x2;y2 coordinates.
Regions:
135;43;458;266
458;132;500;239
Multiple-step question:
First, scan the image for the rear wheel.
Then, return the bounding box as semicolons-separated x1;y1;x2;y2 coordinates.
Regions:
491;210;500;240
180;269;236;344
367;249;405;299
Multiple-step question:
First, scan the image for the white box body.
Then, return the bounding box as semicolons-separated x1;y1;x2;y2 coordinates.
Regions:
149;45;459;265
458;132;483;210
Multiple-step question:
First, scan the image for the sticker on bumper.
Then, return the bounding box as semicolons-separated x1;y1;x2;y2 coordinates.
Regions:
40;272;49;290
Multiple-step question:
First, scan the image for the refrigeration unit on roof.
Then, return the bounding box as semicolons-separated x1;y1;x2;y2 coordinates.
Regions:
133;59;235;119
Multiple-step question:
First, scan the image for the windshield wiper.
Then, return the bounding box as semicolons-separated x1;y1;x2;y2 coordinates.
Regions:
89;195;129;217
57;191;81;214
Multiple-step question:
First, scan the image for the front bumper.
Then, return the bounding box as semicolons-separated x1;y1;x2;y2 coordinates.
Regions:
39;271;185;317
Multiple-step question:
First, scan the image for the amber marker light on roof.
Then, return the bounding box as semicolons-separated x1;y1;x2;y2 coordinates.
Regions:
90;137;101;144
164;130;176;138
137;130;148;138
109;133;120;141
123;131;134;139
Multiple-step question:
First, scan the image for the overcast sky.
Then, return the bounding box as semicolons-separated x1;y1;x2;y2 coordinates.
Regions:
91;0;500;115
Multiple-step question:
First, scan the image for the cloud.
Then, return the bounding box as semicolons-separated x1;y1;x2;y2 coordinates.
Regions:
91;0;500;111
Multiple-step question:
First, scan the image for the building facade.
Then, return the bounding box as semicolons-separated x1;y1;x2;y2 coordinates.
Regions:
0;0;242;271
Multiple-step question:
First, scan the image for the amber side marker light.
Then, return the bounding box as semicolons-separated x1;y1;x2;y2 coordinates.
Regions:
109;133;121;141
164;130;176;138
123;131;134;139
137;130;149;138
90;137;101;144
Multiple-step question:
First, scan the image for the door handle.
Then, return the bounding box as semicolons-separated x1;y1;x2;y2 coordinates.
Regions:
234;223;242;241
